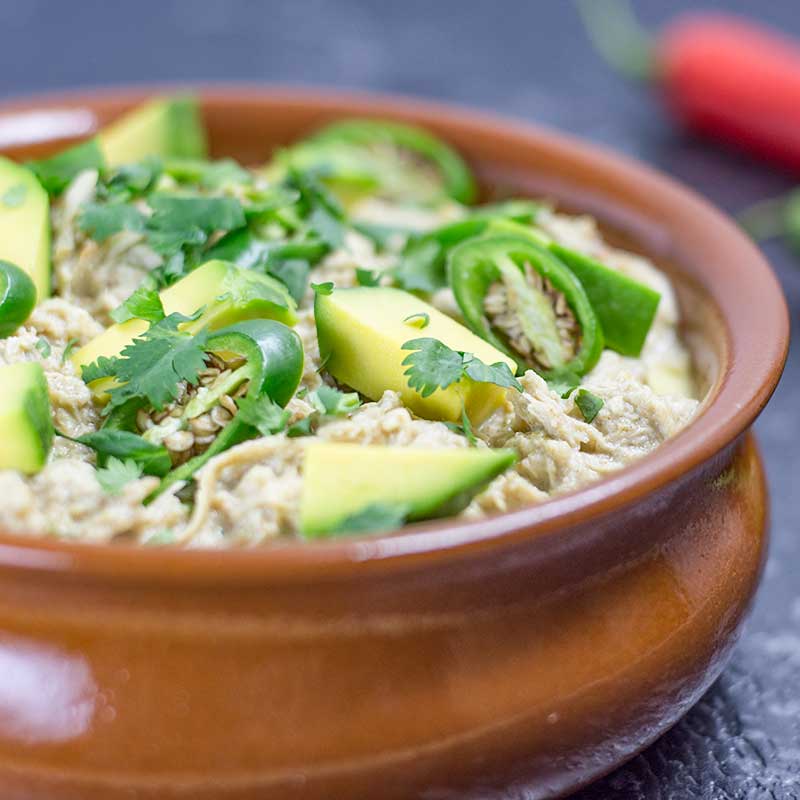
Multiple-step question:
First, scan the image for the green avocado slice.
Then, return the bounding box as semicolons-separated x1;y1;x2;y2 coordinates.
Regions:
0;362;53;474
300;442;517;538
0;157;50;299
99;96;207;167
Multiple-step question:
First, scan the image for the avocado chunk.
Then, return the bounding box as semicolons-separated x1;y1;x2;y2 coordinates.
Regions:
300;442;516;537
315;286;516;424
0;362;53;474
99;96;207;167
72;260;297;397
0;157;50;299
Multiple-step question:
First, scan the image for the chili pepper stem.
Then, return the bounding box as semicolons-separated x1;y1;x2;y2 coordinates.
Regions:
575;0;658;82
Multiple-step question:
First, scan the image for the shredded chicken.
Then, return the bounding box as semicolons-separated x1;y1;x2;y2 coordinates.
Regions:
0;171;698;546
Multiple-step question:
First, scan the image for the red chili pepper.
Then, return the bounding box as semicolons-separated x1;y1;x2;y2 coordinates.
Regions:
579;0;800;173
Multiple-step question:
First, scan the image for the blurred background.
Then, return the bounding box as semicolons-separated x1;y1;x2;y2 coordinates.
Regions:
1;1;797;798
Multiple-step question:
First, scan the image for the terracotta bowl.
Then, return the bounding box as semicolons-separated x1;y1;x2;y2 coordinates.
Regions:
0;86;788;800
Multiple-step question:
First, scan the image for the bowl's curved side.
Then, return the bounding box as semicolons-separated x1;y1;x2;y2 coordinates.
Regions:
0;85;786;580
0;435;766;799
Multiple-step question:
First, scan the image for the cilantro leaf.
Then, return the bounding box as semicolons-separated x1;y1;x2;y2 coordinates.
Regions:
61;338;79;365
1;183;27;208
100;157;162;199
461;406;478;446
574;388;604;423
286;416;315;437
444;406;478;446
310;385;360;416
308;205;345;249
84;313;208;413
394;239;442;292
285;385;360;437
147;193;246;233
461;353;522;391
110;286;166;324
548;372;581;398
401;338;523;398
333;502;410;535
163;157;251;189
77;202;146;242
400;337;465;397
235;394;290;436
73;429;173;477
35;337;51;358
141;193;245;256
96;457;143;495
355;268;380;287
27;138;105;195
267;259;310;304
146;225;207;256
285;166;347;249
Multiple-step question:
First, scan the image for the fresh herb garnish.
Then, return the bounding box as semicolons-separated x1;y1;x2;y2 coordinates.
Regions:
574;388;604;423
109;286;166;324
1;183;27;208
35;337;51;358
147;193;245;235
163;157;251;189
77;202;145;242
267;259;310;304
355;268;380;287
460;352;522;390
548;372;581;398
61;337;79;364
285;166;347;250
460;406;478;445
403;312;430;329
310;384;361;416
286;415;315;437
235;393;290;436
96;457;143;495
334;502;410;535
394;239;442;292
400;337;522;398
311;281;334;296
285;385;360;437
72;429;172;476
27;138;105;195
444;405;478;446
82;312;208;413
100;157;162;199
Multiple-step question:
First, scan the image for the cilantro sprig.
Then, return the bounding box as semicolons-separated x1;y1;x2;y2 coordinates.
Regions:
400;337;522;398
235;394;291;436
286;385;361;437
82;312;208;413
574;388;604;423
96;457;144;495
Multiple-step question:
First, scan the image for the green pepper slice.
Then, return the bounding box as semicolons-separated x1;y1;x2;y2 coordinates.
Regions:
394;200;543;292
274;118;476;205
0;260;37;338
101;319;303;497
158;318;302;491
548;244;660;357
448;234;603;379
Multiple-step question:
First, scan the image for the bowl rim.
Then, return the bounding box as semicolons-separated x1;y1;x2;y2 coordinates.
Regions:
0;83;788;583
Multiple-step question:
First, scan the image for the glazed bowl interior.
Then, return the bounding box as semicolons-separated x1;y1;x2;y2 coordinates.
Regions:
0;85;788;576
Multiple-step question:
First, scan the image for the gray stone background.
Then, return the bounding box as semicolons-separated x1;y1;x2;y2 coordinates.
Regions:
0;1;797;797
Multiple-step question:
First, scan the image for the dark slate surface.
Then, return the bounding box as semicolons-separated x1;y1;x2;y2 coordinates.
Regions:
1;1;797;797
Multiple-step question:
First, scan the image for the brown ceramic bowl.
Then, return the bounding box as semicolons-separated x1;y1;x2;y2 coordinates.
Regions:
0;86;788;800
